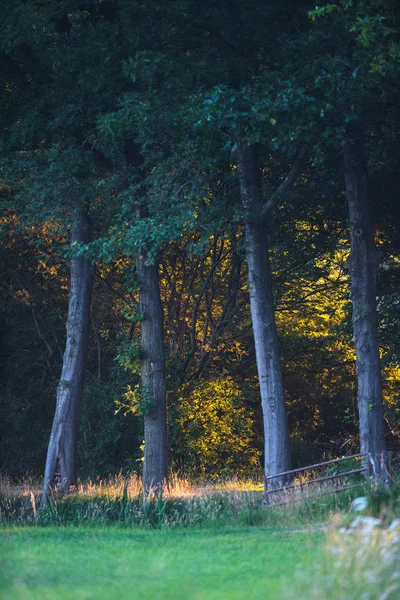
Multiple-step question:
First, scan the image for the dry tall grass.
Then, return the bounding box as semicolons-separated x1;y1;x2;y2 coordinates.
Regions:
1;471;398;530
73;471;261;500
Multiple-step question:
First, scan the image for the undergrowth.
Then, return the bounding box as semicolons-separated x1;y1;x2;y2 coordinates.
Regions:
1;473;398;528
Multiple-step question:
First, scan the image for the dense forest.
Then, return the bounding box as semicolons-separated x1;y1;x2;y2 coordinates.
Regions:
0;0;399;497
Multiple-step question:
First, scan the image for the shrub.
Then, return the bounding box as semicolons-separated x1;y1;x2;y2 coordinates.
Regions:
169;377;260;478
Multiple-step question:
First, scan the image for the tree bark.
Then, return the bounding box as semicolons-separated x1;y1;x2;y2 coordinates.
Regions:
236;143;291;485
343;134;387;478
41;208;94;507
136;252;168;493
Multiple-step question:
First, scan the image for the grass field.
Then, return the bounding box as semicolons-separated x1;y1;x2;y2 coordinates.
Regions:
0;526;323;600
1;475;399;599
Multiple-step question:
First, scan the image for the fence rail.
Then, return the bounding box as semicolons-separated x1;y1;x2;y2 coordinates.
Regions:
263;452;381;506
264;452;369;482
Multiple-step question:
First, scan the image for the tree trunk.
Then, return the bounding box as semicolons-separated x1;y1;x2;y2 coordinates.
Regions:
136;253;168;493
41;208;94;507
236;143;291;485
343;134;387;479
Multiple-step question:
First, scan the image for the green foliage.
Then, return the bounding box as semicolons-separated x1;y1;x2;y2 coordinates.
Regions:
115;384;155;417
170;377;260;477
366;479;400;518
1;0;400;485
115;341;141;375
78;376;142;477
323;458;360;476
0;220;144;478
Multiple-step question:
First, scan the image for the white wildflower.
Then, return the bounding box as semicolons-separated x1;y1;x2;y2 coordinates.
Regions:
351;496;369;512
388;519;400;532
350;515;381;531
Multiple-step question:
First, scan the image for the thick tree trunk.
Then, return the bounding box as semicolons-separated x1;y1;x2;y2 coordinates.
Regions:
344;135;387;479
236;143;291;485
41;208;94;507
136;253;168;493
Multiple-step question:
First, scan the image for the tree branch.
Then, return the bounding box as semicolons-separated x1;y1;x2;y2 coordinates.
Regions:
260;142;315;220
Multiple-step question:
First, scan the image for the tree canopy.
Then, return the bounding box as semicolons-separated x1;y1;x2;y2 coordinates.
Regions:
0;0;399;483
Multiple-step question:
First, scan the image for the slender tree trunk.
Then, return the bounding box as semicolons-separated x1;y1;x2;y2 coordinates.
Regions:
41;208;94;507
344;134;387;479
136;253;168;493
236;143;291;485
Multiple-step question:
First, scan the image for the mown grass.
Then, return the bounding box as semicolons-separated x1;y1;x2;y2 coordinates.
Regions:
0;474;399;599
0;525;323;600
1;518;399;599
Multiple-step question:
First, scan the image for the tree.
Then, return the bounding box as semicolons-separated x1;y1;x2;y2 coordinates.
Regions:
343;133;386;475
309;0;400;476
235;141;313;481
1;0;398;488
136;237;168;491
125;0;317;483
0;0;132;495
42;208;94;504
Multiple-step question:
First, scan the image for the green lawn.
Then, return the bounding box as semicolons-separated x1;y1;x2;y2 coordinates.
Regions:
0;526;323;600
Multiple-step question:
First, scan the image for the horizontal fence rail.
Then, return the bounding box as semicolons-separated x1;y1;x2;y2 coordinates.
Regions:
263;452;377;507
267;483;366;509
265;468;367;496
264;453;369;482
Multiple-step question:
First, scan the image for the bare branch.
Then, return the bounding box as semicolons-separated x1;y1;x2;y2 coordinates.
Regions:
260;142;315;220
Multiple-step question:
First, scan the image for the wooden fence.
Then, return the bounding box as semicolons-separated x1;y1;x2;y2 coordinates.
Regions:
263;452;389;507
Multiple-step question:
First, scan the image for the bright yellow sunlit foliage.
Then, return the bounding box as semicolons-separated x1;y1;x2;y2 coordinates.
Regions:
274;221;352;353
1;215;68;298
383;364;400;420
156;219;398;442
173;377;260;477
